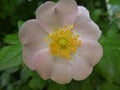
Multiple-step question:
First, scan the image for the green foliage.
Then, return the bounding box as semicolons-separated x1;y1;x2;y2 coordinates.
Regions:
0;72;10;87
0;45;22;71
48;83;68;90
29;71;47;89
3;34;20;45
109;0;120;5
0;0;120;90
96;36;120;84
69;79;94;90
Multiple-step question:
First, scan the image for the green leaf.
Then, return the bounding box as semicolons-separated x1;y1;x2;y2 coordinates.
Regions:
95;1;101;7
7;84;15;90
5;67;19;73
29;72;47;89
108;0;120;5
21;84;33;90
92;9;102;22
69;81;81;90
100;36;120;49
3;33;20;45
48;83;68;90
107;23;119;37
0;72;10;87
80;79;94;90
96;36;120;84
0;45;23;71
18;20;24;29
95;56;112;84
69;79;93;90
20;66;31;83
29;78;40;90
99;81;120;90
116;18;120;29
94;9;102;16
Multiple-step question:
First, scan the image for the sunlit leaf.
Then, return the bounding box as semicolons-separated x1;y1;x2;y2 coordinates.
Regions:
3;33;20;45
18;20;24;29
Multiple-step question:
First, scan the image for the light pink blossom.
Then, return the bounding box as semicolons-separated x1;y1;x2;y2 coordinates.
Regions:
19;0;103;84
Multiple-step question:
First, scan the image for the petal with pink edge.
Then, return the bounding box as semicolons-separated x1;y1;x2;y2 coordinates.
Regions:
56;0;78;26
36;0;78;32
71;56;93;80
75;6;90;24
34;48;55;80
36;1;57;33
78;39;103;66
19;19;47;69
50;60;72;84
74;21;102;40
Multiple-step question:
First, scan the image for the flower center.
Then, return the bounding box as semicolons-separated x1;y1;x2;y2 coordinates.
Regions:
58;38;67;47
48;25;81;60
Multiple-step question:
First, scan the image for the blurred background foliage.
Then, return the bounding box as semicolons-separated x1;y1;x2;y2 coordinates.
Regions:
0;0;120;90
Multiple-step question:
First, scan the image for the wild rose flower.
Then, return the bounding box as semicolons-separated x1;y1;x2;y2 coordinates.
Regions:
19;0;103;84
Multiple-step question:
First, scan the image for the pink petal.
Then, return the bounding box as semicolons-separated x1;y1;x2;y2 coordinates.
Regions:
75;6;90;24
78;39;103;66
56;0;78;26
36;0;78;32
36;1;57;33
71;56;93;80
34;48;55;80
74;20;102;40
50;60;72;84
19;19;47;70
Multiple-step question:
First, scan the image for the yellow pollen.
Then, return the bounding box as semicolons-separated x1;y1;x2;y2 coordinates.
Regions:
47;25;81;60
58;38;67;47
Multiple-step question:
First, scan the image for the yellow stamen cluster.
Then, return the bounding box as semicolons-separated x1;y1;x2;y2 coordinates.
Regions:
48;25;81;60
